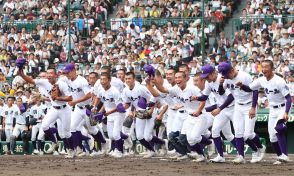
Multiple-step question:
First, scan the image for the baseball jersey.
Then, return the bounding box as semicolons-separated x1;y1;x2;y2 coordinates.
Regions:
96;86;121;116
202;74;234;106
122;84;153;110
30;104;45;123
35;79;71;107
223;71;253;104
67;75;91;107
249;74;290;106
15;110;29;125
2;104;19;125
161;81;180;109
167;85;202;113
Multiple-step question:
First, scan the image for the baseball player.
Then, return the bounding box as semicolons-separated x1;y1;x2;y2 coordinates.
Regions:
122;72;166;158
218;62;265;163
237;60;291;164
2;96;19;155
147;71;210;161
92;73;125;158
197;65;237;163
29;93;46;155
17;68;74;158
10;99;30;155
61;63;93;158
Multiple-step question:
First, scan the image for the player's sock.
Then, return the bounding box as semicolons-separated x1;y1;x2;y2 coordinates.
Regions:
120;132;128;140
200;135;212;146
251;134;263;149
276;132;288;155
235;137;245;157
92;131;106;144
245;139;258;152
110;140;115;152
32;140;37;150
230;138;237;148
213;137;224;157
8;142;12;152
271;142;282;156
139;139;155;152
62;138;68;151
150;136;165;145
190;143;204;156
44;129;57;144
50;127;58;134
83;141;90;153
36;140;41;151
115;138;124;152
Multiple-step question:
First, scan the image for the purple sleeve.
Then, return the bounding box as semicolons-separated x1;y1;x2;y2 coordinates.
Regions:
205;104;217;112
197;95;209;101
285;94;292;114
219;94;234;110
252;90;258;108
218;85;225;95
240;84;253;92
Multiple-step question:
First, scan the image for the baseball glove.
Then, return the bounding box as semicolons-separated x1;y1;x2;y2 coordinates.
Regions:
29;118;38;125
136;109;152;119
123;115;133;128
51;84;61;100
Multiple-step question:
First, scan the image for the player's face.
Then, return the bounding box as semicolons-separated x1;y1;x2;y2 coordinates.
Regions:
193;76;205;90
261;62;272;78
125;75;135;88
100;76;110;89
175;72;186;89
116;71;125;82
165;70;175;84
88;74;98;85
16;99;22;106
66;70;77;80
47;69;56;82
39;72;47;79
179;67;189;79
7;99;14;106
207;70;217;82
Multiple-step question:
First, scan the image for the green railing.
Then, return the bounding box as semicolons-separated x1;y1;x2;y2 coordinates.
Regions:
231;15;294;35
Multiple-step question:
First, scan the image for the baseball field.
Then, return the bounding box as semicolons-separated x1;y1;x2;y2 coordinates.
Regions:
1;154;292;176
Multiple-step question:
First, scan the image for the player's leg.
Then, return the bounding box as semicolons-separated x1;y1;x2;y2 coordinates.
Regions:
69;108;84;151
58;106;73;158
5;126;12;154
31;124;39;154
232;104;245;163
21;130;31;155
136;118;154;153
112;115;124;157
10;125;21;154
37;125;45;155
41;108;59;145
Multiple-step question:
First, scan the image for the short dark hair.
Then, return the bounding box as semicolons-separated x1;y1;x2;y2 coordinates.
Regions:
89;72;98;78
100;72;111;80
101;66;111;74
179;64;189;70
176;71;186;78
262;60;274;69
117;69;126;74
126;71;135;79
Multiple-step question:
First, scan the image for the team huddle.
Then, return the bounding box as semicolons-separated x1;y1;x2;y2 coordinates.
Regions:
1;59;291;165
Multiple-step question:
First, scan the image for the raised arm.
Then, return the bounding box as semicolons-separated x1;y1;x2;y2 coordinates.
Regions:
18;69;35;85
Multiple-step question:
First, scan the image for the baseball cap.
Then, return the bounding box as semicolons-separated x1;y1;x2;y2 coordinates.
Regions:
218;62;232;78
200;65;215;79
63;63;75;74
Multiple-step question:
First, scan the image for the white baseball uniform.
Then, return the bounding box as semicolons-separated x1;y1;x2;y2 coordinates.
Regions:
12;108;28;138
30;104;45;141
2;104;19;142
249;75;290;142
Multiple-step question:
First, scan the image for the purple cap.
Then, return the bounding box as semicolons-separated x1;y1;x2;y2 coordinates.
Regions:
63;63;75;74
143;64;155;77
19;104;26;113
137;97;147;109
200;65;215;79
218;62;232;78
116;103;126;113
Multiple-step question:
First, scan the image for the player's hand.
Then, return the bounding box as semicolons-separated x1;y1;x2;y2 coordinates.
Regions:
219;76;225;85
249;107;256;119
283;112;289;121
191;111;201;117
235;81;243;87
91;107;97;114
190;96;198;101
156;114;163;121
211;108;221;117
104;111;111;116
68;101;76;107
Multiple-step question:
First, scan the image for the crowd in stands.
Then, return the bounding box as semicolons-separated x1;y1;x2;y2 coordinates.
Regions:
0;0;292;109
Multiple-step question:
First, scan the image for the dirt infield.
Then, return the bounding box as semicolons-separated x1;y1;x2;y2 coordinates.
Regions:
0;154;293;176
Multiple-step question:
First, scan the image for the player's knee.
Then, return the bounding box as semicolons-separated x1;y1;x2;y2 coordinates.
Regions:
144;134;153;142
113;131;121;141
244;132;255;141
188;135;201;146
224;134;235;142
275;120;287;134
64;132;72;139
269;134;278;143
41;124;49;131
211;127;222;138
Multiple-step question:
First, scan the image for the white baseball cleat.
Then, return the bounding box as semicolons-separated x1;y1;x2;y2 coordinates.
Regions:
53;151;60;156
39;151;44;156
278;154;290;163
33;149;39;155
177;155;189;160
258;145;266;161
232;155;246;164
210;155;225;163
112;149;123;158
107;150;114;157
250;151;259;163
65;149;75;159
76;147;83;156
187;151;198;159
77;152;86;157
59;149;67;155
167;149;176;156
169;152;182;159
192;155;206;162
273;160;282;165
143;151;155;158
90;151;102;157
47;143;59;154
